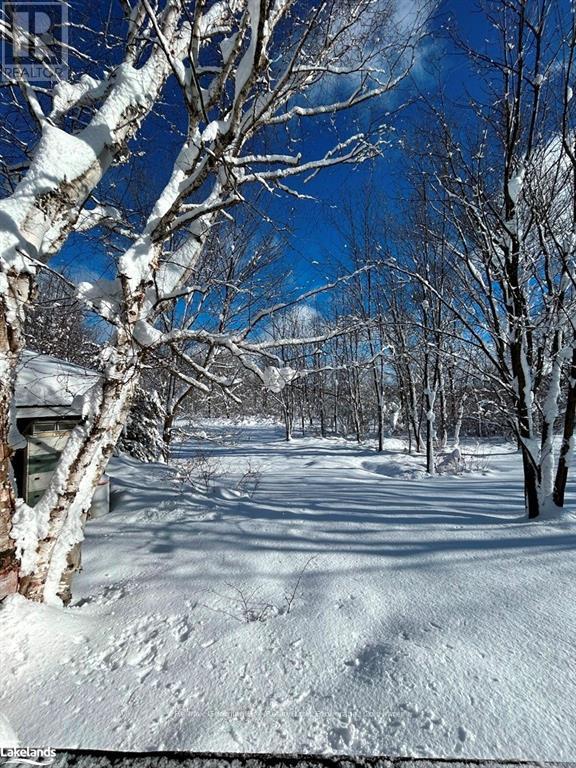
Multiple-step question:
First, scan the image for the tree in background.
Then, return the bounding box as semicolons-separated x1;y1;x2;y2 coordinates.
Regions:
24;271;100;366
404;0;576;517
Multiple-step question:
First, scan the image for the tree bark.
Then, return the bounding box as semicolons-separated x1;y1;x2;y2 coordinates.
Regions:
522;446;540;520
0;272;33;599
19;348;141;604
554;346;576;507
162;411;176;463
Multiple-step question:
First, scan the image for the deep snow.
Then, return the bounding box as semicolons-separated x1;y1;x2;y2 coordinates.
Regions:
1;423;576;760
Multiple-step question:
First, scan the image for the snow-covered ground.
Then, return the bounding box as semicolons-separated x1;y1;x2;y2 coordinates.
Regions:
2;422;576;760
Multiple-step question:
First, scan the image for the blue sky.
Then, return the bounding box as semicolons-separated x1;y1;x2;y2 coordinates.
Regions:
269;0;486;296
51;1;489;310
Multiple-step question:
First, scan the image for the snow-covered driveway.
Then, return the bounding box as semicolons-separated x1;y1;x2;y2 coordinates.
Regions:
2;423;576;760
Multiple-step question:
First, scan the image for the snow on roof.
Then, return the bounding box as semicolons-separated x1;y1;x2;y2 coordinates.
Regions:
15;351;100;417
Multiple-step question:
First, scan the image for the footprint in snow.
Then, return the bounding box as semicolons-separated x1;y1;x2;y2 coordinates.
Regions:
327;721;357;750
168;615;192;642
452;725;474;753
97;616;168;680
457;725;471;742
76;582;129;607
345;642;407;682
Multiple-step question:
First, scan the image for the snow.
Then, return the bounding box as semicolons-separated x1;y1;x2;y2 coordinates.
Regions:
436;447;462;474
74;204;122;233
15;350;100;414
2;422;576;758
77;279;121;322
220;33;238;63
0;712;18;747
234;0;262;102
262;365;298;392
11;499;47;577
133;320;164;348
51;75;105;120
202;121;221;143
0;123;100;272
507;167;525;205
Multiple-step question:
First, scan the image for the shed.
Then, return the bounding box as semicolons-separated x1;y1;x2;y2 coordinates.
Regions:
12;351;110;516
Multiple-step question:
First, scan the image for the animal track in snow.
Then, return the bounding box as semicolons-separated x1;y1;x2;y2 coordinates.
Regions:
452;724;475;753
167;615;193;642
75;581;132;608
457;725;469;741
327;717;359;750
345;642;408;683
95;616;168;681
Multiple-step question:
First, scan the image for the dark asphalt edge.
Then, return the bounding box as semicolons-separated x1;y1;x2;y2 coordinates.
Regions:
6;749;569;768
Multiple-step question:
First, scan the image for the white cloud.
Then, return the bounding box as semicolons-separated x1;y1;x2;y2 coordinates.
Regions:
307;0;438;108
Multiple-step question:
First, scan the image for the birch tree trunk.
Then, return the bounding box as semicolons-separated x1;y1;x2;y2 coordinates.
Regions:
425;387;436;474
453;395;465;448
538;332;563;512
18;345;141;604
0;274;32;598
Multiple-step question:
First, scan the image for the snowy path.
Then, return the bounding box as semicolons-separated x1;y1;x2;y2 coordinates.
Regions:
2;424;576;759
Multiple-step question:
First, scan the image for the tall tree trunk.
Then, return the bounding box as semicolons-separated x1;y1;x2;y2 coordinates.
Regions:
453;395;465;448
285;413;292;442
426;406;435;474
438;362;448;450
422;326;436;475
333;379;339;434
370;362;385;452
554;346;576;507
282;390;293;442
319;396;326;438
17;349;141;604
538;332;563;511
162;411;176;463
377;401;385;453
521;446;540;520
407;372;422;452
0;272;33;599
510;337;540;519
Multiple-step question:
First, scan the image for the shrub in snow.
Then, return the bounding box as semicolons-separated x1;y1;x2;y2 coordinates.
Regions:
117;387;165;463
435;444;490;476
436;447;463;475
204;556;317;623
171;453;224;494
235;461;263;498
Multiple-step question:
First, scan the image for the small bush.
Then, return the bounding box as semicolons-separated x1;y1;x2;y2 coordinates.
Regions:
236;460;263;498
204;556;318;624
171;452;223;493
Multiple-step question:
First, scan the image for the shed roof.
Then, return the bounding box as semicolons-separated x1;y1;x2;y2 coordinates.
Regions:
15;351;100;419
